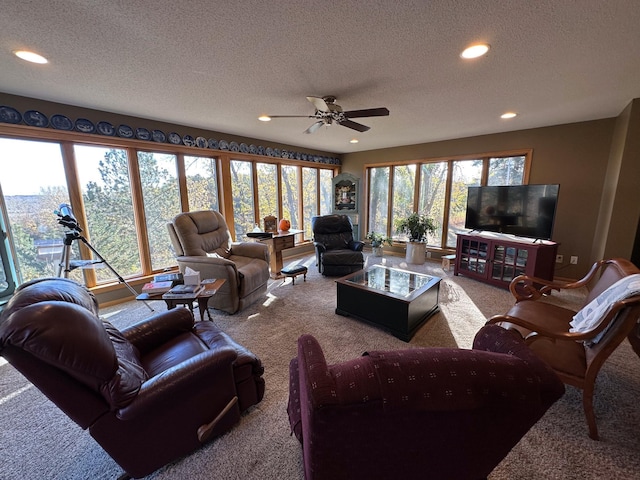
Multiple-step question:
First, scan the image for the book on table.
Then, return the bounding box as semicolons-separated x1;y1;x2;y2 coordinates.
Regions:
153;272;184;285
141;280;174;294
162;284;204;299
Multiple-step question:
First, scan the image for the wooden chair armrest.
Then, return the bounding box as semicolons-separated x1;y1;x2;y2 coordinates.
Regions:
509;259;610;302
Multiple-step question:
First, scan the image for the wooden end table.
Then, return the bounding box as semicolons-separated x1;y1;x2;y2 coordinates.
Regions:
136;278;226;321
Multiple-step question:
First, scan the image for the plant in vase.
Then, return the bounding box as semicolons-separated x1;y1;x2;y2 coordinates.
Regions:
365;231;393;257
395;213;437;264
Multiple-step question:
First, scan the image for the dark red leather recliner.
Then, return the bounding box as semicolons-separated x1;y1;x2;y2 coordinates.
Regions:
0;278;265;479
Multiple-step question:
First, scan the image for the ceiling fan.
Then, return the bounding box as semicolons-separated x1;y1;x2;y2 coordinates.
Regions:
264;96;390;134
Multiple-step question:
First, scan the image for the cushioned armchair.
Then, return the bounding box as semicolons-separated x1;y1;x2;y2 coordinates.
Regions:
311;214;364;276
0;278;265;479
287;325;564;480
167;210;270;314
488;258;640;440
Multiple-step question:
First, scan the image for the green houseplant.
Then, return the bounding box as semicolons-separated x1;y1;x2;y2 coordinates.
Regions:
395;213;437;264
365;231;393;257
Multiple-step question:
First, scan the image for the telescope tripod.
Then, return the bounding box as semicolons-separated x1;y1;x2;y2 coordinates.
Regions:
57;230;154;312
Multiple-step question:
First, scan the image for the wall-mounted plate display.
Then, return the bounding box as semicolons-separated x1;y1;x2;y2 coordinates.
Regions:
195;136;207;148
118;124;134;138
208;138;218;149
229;141;239;152
168;132;181;144
96;121;116;136
152;129;166;142
218;140;229;150
75;118;95;133
0;106;22;124
135;128;151;141
50;114;73;130
23;110;49;127
249;144;257;154
258;145;265;155
183;135;195;147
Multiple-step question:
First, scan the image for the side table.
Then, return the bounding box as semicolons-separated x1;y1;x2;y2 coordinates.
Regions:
136;278;226;321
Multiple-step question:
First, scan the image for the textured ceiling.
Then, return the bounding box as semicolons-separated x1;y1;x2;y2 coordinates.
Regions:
2;1;640;154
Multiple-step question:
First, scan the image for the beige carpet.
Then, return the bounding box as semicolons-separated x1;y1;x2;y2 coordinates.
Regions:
1;253;639;479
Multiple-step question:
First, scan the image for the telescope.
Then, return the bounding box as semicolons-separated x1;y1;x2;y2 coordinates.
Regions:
55;203;82;232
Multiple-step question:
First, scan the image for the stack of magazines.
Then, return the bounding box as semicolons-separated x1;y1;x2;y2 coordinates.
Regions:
162;283;204;299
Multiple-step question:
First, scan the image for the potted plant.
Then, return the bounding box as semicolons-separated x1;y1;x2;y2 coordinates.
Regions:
395;212;437;264
365;231;393;257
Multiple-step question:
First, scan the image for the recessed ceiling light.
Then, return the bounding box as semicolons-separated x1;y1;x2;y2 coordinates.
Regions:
258;115;271;122
460;44;490;59
501;112;517;119
349;139;359;144
14;50;48;64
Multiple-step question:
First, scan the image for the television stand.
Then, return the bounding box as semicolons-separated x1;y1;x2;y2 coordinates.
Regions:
454;232;558;290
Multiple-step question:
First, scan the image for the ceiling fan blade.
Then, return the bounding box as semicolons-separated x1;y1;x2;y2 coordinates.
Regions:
267;115;314;119
304;120;325;134
306;96;330;112
338;119;371;132
343;107;390;119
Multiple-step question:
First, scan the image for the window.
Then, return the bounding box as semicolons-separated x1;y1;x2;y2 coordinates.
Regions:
138;152;181;272
1;126;337;293
230;160;255;238
0;138;70;283
185;155;220;211
366;153;529;250
75;145;141;282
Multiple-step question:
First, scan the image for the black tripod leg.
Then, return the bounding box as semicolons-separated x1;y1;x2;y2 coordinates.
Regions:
77;235;154;312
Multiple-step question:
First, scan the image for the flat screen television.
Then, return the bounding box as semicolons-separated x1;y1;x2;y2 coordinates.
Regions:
465;184;560;240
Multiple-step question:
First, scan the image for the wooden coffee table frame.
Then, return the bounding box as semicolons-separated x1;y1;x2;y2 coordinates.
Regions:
335;266;441;341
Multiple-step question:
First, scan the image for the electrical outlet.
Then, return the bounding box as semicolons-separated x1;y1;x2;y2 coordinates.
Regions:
570;256;578;265
556;254;563;263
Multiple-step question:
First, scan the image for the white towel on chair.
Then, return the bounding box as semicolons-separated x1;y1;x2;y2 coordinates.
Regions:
570;273;640;345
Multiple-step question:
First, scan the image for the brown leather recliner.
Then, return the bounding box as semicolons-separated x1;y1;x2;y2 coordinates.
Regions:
0;278;265;479
167;210;270;314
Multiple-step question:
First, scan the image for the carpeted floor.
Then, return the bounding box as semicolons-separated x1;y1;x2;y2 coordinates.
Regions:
1;253;639;479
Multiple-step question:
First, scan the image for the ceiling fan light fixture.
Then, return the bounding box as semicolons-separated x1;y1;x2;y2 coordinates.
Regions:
258;115;271;122
460;43;490;59
14;50;48;64
501;112;517;119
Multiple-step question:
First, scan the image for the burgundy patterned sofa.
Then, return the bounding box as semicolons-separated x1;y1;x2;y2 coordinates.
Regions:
287;325;564;480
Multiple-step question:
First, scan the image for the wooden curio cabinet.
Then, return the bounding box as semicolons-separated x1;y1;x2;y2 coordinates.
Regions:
454;232;558;289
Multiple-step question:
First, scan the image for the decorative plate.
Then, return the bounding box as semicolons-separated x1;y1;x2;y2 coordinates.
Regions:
168;132;182;144
240;143;249;153
118;124;134;138
301;153;308;161
257;145;265;155
218;140;229;150
50;114;73;130
195;136;207;148
0;106;22;124
23;110;49;127
152;129;166;142
208;138;218;149
135;128;151;141
75;118;95;133
229;141;239;152
273;148;281;157
182;135;195;147
265;147;273;156
96;121;115;136
280;149;288;158
249;144;257;154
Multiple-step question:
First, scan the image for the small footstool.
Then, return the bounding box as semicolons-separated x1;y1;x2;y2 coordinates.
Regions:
442;254;456;271
281;265;308;285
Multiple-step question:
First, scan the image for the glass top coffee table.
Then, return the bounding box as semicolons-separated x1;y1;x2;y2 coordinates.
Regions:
335;264;441;341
